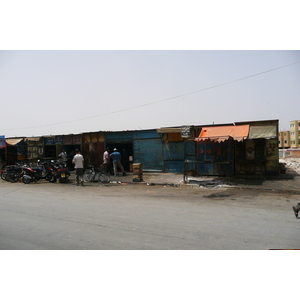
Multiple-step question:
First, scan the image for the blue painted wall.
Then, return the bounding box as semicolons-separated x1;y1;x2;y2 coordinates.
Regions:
134;139;163;171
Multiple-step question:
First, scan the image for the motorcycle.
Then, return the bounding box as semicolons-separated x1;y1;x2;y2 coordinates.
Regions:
2;163;29;183
50;160;70;183
7;163;27;183
21;161;55;184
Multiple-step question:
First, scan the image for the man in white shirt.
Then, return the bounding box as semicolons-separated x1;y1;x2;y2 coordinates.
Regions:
72;149;84;186
58;150;68;163
103;148;111;174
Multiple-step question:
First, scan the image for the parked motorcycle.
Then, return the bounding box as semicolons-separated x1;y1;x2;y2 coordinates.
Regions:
7;164;27;183
50;160;70;183
1;166;8;181
21;161;55;184
2;163;29;183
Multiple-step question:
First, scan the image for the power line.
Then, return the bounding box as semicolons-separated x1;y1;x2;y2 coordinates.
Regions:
5;60;300;131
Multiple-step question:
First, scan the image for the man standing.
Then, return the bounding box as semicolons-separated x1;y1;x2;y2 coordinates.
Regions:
72;149;84;186
103;148;111;174
110;148;126;176
58;149;68;163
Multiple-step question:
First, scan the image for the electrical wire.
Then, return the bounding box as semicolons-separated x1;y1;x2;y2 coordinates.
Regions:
4;60;300;131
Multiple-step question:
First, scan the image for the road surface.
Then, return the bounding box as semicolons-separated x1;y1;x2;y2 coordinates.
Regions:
0;180;299;249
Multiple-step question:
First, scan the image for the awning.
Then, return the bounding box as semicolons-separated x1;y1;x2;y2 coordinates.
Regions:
6;138;24;145
248;125;277;139
157;127;182;133
24;137;41;142
195;125;250;143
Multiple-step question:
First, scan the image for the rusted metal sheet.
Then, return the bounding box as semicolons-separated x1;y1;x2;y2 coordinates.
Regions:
164;132;184;142
83;132;104;143
84;142;104;168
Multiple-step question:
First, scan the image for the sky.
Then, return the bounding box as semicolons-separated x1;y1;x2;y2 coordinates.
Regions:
1;50;299;137
1;2;299;139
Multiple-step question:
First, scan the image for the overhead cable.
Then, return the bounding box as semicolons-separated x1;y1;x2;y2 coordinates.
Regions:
4;60;300;131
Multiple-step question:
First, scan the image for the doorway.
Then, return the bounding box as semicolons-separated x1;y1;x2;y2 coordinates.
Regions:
106;143;133;172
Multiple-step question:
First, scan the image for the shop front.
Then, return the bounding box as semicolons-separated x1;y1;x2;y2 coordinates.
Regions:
194;121;279;176
26;137;43;164
83;132;104;169
5;138;27;165
43;136;63;161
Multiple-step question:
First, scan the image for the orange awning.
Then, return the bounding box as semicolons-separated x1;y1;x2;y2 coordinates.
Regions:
195;125;250;143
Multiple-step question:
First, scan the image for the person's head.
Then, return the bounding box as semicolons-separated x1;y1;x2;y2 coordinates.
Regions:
75;149;80;154
114;148;117;152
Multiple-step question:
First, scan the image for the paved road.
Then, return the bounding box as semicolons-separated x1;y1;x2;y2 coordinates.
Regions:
0;180;299;249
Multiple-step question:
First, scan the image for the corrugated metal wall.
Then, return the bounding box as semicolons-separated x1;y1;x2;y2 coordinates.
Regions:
83;132;105;168
197;141;234;176
163;141;184;173
134;139;163;171
105;130;164;172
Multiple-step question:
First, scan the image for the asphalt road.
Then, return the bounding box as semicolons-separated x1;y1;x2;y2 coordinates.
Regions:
0;179;299;250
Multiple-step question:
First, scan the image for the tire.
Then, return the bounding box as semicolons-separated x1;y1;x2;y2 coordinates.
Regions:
83;173;93;183
1;171;8;181
22;177;30;184
99;172;110;183
47;174;57;183
8;172;21;183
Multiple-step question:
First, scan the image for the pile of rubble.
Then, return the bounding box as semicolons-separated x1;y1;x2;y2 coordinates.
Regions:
279;157;300;175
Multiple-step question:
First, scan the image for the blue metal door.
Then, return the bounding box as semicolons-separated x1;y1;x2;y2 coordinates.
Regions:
197;141;234;176
163;142;184;173
134;139;163;172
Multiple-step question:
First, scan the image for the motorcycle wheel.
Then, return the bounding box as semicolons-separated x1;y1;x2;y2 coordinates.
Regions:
83;173;93;182
22;177;30;184
48;174;57;183
99;172;110;183
8;172;21;183
1;171;8;181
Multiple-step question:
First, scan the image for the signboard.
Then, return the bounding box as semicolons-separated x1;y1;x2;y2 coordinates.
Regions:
44;136;63;145
17;145;26;160
181;126;191;138
0;135;5;148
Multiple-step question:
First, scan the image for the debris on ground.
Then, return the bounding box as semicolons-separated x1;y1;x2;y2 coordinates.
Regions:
279;157;300;175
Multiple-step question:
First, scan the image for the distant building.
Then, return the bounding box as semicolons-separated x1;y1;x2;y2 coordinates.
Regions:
278;131;291;148
290;120;300;148
279;120;300;158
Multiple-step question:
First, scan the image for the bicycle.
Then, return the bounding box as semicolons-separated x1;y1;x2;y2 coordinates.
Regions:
83;165;110;183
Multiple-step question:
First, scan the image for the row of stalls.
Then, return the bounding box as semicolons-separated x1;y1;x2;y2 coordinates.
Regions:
0;119;279;176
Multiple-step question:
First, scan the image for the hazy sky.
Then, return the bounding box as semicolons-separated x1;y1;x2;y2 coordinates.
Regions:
1;50;299;137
